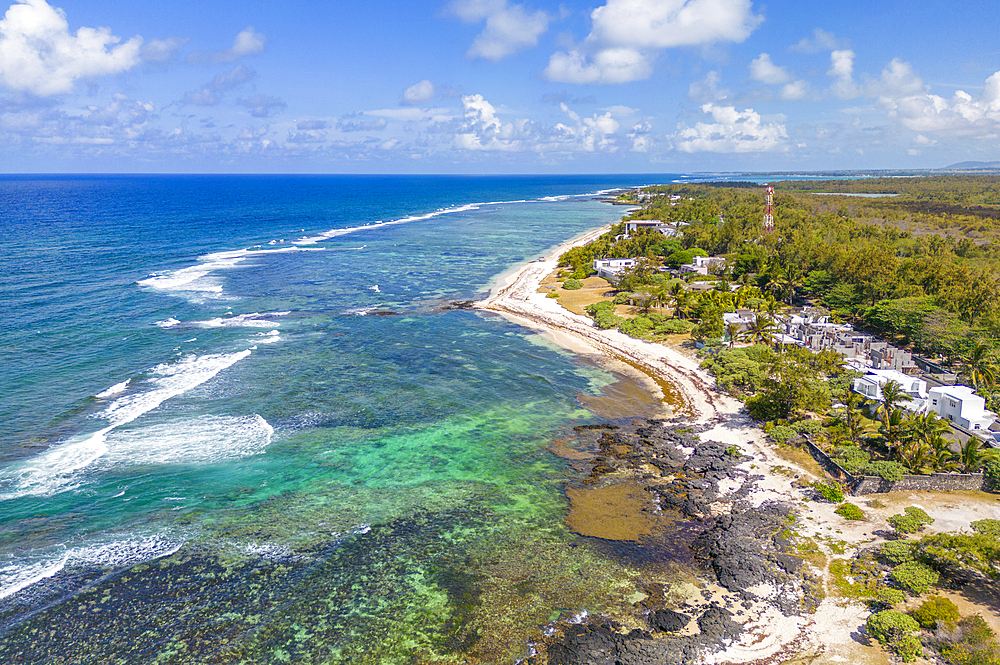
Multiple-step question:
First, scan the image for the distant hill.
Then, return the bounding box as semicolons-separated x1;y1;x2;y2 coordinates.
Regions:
940;161;1000;170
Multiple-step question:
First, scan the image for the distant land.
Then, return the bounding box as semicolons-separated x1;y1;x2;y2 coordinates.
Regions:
940;161;1000;170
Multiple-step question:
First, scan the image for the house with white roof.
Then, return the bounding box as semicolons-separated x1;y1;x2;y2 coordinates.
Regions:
593;258;637;281
927;385;997;431
852;369;929;414
680;255;726;276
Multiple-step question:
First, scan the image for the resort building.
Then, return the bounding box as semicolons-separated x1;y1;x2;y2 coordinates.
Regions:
593;257;637;281
680;255;726;276
927;385;998;431
852;369;929;413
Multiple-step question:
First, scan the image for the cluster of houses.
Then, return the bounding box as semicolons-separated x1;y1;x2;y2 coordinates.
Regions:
723;307;999;441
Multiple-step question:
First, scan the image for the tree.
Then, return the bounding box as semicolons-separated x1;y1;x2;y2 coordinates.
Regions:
878;380;913;424
956;437;1000;473
879;408;912;461
725;322;741;349
829;390;874;446
960;339;998;392
740;314;778;345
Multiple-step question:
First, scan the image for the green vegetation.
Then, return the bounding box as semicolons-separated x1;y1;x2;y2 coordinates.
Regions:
938;615;1000;665
835;503;865;520
867;610;922;662
879;540;916;565
888;506;934;535
813;481;844;503
890;560;940;594
562;278;583;290
910;596;960;629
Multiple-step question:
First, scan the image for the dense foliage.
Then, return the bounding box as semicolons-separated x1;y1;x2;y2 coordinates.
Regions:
867;610;922;662
889;506;935;535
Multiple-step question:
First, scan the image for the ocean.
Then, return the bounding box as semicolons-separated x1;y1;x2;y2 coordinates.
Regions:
0;174;684;663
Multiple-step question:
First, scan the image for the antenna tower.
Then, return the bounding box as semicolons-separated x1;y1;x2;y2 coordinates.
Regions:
763;184;774;233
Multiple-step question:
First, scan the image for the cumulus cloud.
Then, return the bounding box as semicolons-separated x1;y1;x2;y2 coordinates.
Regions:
239;95;285;118
553;103;619;151
879;67;1000;136
828;49;859;99
402;80;436;105
187;27;265;64
672;103;787;152
0;0;142;96
779;79;812;101
545;0;763;84
789;28;842;54
451;0;549;61
627;119;653;152
455;93;526;150
183;64;255;106
750;53;790;85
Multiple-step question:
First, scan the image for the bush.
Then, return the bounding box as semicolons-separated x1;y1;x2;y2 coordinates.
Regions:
910;595;960;629
971;519;1000;538
870;586;906;608
940;615;1000;665
867;610;922;662
657;318;695;335
836;503;865;520
563;278;583;290
546;292;560;298
866;460;907;482
586;301;623;330
879;540;916;565
889;506;934;535
814;481;845;503
768;425;797;444
891;560;940;595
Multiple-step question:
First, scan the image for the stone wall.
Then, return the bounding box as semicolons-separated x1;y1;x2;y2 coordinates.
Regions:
798;437;857;483
851;472;989;495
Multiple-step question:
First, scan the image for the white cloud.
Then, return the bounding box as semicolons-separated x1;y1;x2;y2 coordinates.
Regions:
779;80;811;101
402;80;436;105
546;0;763;84
688;70;729;102
141;37;187;63
455;93;524;150
554;103;619;151
879;69;1000;136
188;27;265;64
0;0;142;96
451;0;549;61
750;53;790;85
543;46;651;84
828;49;858;99
866;58;926;98
336;113;388;132
627;119;652;152
672;103;787;152
789;28;841;54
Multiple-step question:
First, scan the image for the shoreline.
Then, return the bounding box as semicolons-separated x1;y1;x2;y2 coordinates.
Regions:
474;225;873;664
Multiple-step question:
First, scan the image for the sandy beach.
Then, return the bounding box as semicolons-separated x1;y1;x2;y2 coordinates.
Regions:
475;224;1000;665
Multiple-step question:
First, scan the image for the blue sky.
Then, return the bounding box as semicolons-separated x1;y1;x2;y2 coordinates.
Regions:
1;0;998;173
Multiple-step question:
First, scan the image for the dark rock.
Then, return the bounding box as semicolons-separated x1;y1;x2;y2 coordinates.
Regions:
650;609;689;632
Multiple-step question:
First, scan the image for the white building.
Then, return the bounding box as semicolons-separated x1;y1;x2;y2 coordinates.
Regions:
680;255;726;276
593;258;637;280
852;369;928;414
928;385;997;431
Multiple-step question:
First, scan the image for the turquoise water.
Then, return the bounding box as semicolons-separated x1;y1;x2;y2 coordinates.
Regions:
0;175;677;662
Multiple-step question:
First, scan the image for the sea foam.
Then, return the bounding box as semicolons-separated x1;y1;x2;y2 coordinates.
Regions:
0;350;253;501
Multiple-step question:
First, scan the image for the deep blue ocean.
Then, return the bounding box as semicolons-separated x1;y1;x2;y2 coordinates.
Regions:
0;174;691;663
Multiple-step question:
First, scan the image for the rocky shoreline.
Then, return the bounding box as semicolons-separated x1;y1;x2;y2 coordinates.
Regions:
527;419;822;665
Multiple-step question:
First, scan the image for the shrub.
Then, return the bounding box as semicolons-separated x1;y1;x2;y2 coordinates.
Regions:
866;460;907;482
656;318;695;335
891;560;940;595
870;586;906;608
768;425;797;444
971;519;1000;538
613;292;632;305
795;419;825;438
939;615;1000;665
563;278;583;290
889;506;934;535
546;292;560;298
867;610;922;662
984;458;1000;490
814;481;845;503
586;301;623;330
879;540;916;565
910;595;960;629
836;503;865;520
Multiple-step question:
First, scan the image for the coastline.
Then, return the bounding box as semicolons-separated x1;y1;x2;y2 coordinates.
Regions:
474;224;875;664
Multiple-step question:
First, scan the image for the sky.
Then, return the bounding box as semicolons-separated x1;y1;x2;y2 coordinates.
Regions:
1;0;999;173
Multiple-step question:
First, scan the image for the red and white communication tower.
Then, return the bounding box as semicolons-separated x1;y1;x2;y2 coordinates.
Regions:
763;184;775;233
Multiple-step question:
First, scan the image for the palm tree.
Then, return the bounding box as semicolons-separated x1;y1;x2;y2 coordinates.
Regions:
725;322;741;348
911;412;951;449
830;390;874;446
740;314;779;346
959;340;998;393
956;438;1000;473
879;408;911;461
878;380;912;424
899;439;933;474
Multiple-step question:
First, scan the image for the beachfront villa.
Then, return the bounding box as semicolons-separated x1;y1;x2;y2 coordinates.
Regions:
852;369;929;413
680;255;725;276
927;385;998;431
593;257;637;280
